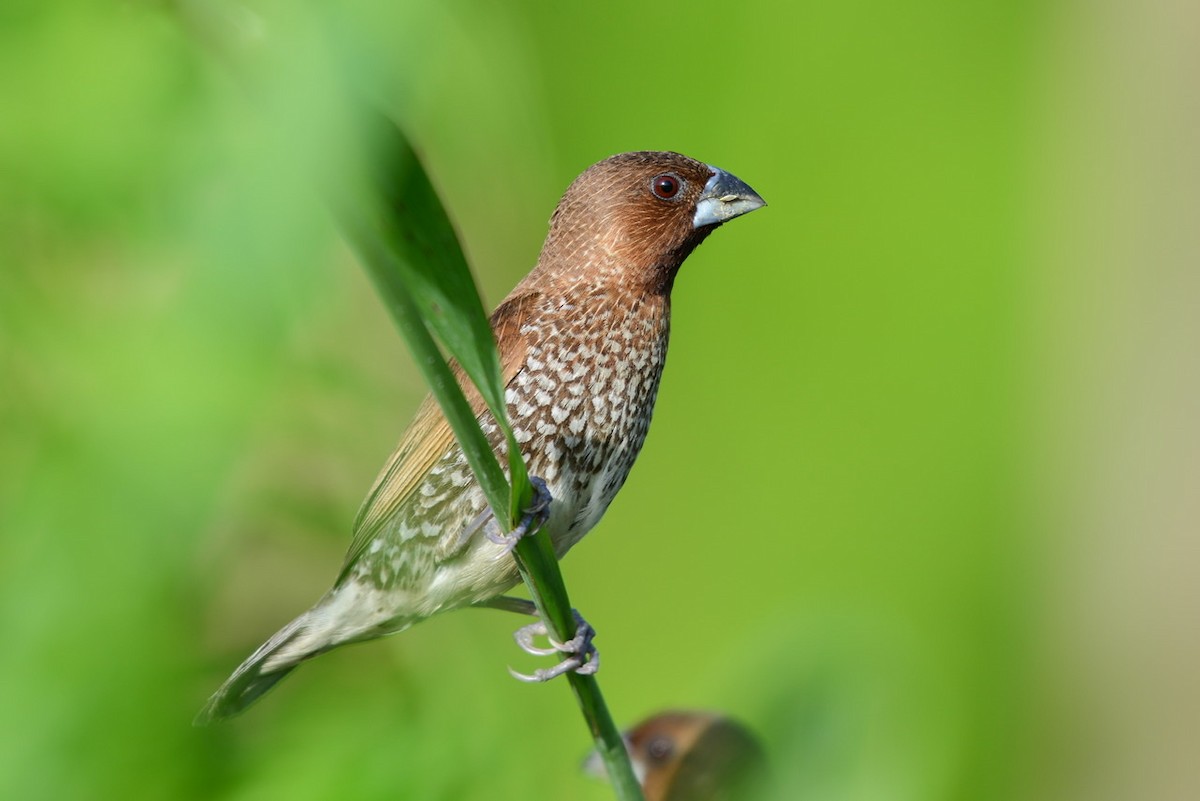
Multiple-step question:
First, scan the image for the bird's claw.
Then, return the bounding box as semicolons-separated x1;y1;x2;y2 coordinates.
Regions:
509;611;599;683
487;476;552;555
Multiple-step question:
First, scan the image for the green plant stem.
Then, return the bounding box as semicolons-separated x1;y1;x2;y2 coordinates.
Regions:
334;87;646;801
341;182;645;800
509;534;644;800
172;4;645;796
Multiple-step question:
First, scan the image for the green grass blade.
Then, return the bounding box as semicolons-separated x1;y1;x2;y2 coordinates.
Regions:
334;105;532;525
332;202;513;518
335;105;642;801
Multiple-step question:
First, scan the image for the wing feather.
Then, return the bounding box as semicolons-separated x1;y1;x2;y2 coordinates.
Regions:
337;291;541;580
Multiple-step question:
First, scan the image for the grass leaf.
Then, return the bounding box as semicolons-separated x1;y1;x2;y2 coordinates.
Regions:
331;103;644;801
331;105;532;527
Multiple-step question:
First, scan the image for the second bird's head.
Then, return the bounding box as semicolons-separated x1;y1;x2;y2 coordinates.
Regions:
534;151;765;294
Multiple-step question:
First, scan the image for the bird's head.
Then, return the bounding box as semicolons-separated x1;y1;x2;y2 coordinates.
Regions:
535;151;765;294
583;710;768;801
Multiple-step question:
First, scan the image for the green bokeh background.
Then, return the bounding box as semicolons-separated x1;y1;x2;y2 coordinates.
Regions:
3;1;1196;800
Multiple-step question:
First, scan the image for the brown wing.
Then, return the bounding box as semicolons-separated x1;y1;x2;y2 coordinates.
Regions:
336;291;541;581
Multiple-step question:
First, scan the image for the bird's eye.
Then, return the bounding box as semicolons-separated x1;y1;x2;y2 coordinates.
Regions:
651;174;680;199
646;735;676;763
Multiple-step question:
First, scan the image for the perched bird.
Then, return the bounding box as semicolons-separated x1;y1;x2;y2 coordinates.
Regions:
197;151;765;723
584;711;768;801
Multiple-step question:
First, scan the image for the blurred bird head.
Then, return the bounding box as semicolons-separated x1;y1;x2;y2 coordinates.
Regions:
584;710;768;801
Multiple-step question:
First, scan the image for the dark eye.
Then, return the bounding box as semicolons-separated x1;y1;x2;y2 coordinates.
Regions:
646;735;675;763
651;174;680;199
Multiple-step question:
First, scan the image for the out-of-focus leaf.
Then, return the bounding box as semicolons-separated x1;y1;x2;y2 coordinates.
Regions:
329;105;531;527
327;102;642;801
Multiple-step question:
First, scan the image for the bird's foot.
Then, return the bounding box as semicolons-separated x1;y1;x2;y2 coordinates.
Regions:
509;610;599;682
486;476;552;555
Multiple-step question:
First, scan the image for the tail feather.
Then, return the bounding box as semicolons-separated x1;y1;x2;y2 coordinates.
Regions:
197;583;414;724
195;613;315;725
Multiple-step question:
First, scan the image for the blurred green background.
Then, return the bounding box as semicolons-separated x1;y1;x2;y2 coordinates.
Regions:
3;1;1196;799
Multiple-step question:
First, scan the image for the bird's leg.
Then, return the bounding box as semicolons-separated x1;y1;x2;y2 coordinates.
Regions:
509;610;599;683
473;596;601;682
485;475;552;554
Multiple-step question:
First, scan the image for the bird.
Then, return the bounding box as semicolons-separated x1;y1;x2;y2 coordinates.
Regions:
197;151;765;723
583;711;768;801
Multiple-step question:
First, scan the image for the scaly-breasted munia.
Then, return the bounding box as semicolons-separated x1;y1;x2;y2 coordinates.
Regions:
198;151;765;722
585;711;768;801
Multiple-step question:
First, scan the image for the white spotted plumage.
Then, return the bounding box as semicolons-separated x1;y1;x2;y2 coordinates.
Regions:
316;286;671;652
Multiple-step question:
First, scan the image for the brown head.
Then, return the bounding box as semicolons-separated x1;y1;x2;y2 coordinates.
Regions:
585;710;769;801
528;151;765;296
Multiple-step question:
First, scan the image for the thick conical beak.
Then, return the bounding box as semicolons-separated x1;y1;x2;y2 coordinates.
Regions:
692;166;766;228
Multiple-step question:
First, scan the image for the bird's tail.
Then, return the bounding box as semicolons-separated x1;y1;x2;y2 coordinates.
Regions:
196;583;413;724
195;610;323;725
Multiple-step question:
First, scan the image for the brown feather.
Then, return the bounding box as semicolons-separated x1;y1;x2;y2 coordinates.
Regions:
340;291;540;577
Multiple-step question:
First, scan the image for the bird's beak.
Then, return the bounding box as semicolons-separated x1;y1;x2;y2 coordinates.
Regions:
692;166;766;229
